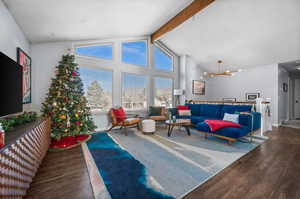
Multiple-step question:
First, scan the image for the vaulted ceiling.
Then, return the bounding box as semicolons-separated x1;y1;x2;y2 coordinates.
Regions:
4;0;300;70
3;0;193;43
161;0;300;71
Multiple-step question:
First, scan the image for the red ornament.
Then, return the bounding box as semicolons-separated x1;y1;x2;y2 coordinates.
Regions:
72;72;77;76
75;121;81;125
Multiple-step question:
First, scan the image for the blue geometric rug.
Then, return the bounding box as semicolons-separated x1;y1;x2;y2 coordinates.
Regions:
87;129;265;199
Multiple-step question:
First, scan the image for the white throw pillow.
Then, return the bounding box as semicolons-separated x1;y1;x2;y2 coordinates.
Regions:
178;110;191;116
223;113;239;123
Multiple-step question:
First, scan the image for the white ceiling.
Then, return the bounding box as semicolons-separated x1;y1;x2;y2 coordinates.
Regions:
161;0;300;71
3;0;193;43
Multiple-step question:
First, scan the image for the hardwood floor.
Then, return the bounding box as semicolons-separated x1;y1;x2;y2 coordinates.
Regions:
184;127;300;199
25;127;300;199
25;146;94;199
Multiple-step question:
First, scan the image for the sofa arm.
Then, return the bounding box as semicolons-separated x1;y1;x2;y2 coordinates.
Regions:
168;108;178;117
251;112;261;130
239;112;261;131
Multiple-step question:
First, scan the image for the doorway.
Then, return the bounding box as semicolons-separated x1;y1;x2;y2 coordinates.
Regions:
295;79;300;119
279;60;300;129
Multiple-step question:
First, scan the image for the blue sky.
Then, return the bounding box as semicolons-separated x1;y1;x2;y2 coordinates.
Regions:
154;46;172;71
122;41;147;66
76;44;113;59
78;41;173;90
79;67;112;92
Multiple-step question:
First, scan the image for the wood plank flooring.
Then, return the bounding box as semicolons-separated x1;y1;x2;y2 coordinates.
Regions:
24;146;94;199
25;127;300;199
184;127;300;199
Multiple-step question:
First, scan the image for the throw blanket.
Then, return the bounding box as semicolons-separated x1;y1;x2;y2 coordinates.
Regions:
205;120;241;131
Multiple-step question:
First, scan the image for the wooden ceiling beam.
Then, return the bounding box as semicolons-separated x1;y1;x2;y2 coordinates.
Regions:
150;0;215;43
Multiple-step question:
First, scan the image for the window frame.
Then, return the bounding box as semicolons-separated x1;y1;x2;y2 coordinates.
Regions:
74;42;114;61
78;65;114;114
121;39;149;67
153;76;174;108
121;72;149;112
153;44;174;72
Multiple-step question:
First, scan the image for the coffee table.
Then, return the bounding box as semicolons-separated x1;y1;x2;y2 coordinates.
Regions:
165;119;191;137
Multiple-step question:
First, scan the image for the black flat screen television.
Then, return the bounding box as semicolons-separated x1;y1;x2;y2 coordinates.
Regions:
0;52;23;117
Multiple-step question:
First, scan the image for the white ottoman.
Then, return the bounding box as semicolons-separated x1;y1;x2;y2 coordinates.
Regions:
142;119;156;134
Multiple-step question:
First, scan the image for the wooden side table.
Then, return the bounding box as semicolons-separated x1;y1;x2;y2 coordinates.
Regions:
165;119;191;137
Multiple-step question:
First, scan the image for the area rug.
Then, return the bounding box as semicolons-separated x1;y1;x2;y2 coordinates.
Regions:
86;128;265;199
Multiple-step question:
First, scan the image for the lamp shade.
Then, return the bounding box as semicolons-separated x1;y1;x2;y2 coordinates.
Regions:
174;89;183;96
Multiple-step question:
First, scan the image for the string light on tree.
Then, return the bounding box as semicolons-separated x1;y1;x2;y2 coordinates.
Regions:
41;54;96;149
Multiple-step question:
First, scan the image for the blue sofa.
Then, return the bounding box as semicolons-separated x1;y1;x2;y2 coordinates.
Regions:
169;104;261;142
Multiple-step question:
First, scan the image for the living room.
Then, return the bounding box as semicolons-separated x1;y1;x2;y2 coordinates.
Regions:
0;0;300;198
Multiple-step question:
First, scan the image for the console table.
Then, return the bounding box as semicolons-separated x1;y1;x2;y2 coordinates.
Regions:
0;117;51;198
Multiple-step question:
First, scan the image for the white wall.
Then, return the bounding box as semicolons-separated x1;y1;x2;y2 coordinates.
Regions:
278;66;289;124
0;1;30;60
179;55;208;103
196;64;279;125
31;38;179;130
0;0;31;111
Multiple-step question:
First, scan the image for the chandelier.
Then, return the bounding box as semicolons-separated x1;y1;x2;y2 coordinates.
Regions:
204;60;242;77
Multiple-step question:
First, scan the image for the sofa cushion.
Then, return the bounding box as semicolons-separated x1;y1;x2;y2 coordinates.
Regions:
191;116;206;124
196;122;250;139
190;116;219;124
168;108;178;116
200;104;223;118
176;115;192;119
186;104;201;116
220;105;252;118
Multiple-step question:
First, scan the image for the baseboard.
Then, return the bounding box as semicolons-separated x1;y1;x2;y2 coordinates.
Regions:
252;135;268;140
272;123;280;127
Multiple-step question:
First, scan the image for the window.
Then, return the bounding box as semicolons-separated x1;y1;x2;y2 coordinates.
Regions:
122;73;147;111
122;41;147;66
153;46;173;71
154;77;173;107
75;44;113;59
79;67;113;112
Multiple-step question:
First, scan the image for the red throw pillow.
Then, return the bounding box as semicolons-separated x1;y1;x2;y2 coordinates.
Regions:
177;105;189;110
112;107;127;122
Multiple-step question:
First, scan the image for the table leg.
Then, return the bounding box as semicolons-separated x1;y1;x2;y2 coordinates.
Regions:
184;126;191;136
168;125;174;137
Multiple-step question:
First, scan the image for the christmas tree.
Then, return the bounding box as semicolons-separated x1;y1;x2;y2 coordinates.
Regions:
42;54;96;140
